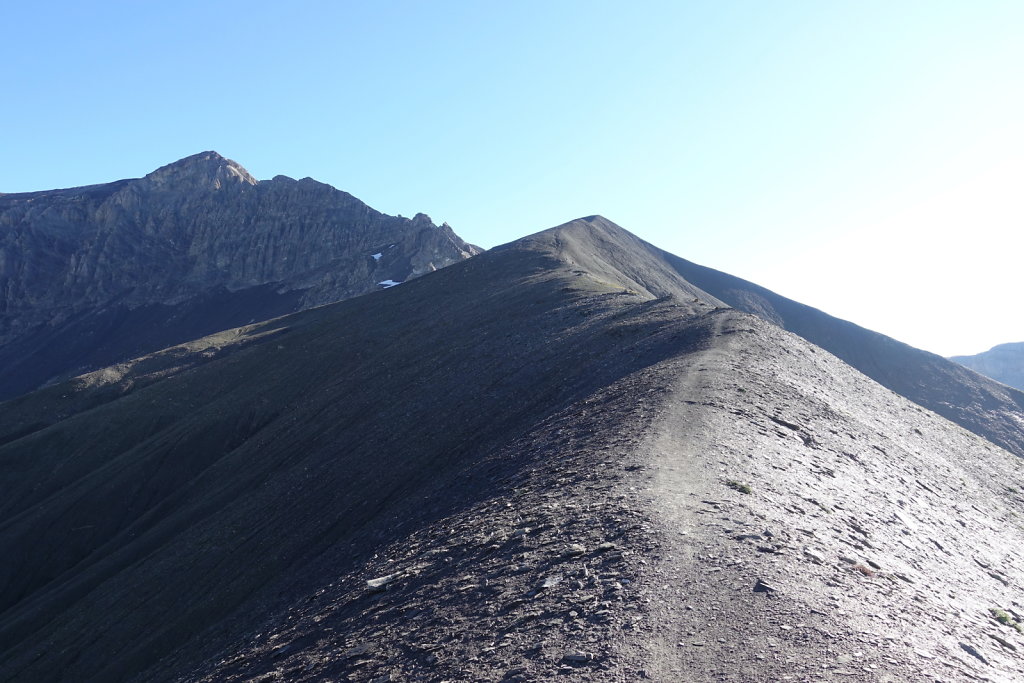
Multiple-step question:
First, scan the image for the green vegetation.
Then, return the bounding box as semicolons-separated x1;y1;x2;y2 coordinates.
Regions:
726;480;753;494
990;608;1024;633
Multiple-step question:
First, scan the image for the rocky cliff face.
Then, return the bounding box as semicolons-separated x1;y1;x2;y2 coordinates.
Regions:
951;342;1024;392
0;152;480;399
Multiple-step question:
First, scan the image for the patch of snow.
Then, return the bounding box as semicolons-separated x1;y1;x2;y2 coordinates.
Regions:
378;280;403;288
372;253;382;261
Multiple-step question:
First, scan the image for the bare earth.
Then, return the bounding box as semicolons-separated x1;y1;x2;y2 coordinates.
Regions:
166;308;1024;682
2;218;1023;682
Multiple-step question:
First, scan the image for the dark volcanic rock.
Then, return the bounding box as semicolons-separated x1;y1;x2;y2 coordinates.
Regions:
952;342;1024;392
0;151;479;399
1;216;1023;682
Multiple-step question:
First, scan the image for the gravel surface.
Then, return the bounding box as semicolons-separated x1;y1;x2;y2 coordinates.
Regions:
3;217;1023;682
178;305;1024;682
636;310;1024;681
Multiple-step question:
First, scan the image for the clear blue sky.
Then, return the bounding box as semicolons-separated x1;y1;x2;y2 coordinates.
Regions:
3;1;1021;356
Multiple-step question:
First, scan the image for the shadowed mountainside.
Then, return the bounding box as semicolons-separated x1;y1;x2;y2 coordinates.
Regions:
1;217;1022;682
0;152;479;400
952;342;1024;392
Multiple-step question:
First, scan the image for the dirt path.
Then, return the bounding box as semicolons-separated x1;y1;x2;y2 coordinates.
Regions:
636;309;785;681
629;309;1024;682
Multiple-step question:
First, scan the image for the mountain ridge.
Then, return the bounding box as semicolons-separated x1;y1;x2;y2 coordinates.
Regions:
1;217;1023;681
951;342;1024;392
495;215;1024;458
653;246;1024;458
0;152;480;399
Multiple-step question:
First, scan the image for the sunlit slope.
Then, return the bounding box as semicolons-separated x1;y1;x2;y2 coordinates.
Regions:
657;247;1024;457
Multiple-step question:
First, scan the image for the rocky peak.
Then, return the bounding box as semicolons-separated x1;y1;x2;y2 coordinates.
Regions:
0;154;483;400
142;151;258;191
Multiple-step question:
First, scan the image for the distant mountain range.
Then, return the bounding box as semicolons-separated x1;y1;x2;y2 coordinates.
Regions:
0;152;479;400
2;182;1023;679
951;342;1024;392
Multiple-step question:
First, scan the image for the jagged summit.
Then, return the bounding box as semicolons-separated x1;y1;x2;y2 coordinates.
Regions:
0;154;480;400
143;150;258;190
